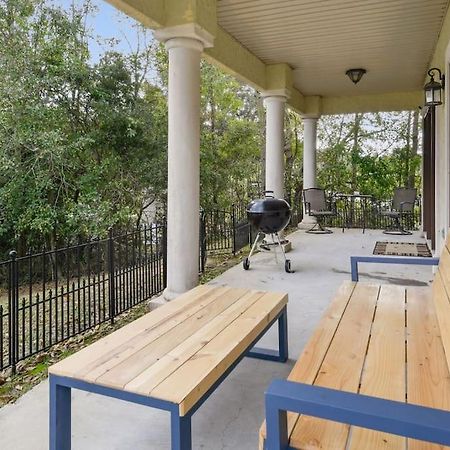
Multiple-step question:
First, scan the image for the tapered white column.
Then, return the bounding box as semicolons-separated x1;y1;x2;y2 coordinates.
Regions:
162;37;203;300
303;117;318;189
299;117;319;229
263;93;291;247
264;95;287;200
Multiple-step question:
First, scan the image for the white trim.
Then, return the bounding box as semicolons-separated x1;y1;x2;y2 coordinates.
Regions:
261;89;291;100
165;37;204;52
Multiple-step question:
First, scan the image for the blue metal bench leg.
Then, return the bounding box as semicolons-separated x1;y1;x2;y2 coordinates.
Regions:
351;257;359;282
171;411;192;450
266;404;289;450
49;375;71;450
247;307;289;362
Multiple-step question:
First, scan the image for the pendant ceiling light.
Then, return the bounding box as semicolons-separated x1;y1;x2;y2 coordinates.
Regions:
346;68;367;84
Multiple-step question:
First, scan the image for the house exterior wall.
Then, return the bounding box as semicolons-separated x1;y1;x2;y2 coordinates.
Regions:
427;5;450;253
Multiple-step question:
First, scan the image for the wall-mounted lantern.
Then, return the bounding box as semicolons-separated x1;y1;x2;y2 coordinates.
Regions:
346;68;367;84
424;68;445;106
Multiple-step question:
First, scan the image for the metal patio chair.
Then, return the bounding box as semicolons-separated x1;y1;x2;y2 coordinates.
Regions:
302;188;343;234
381;187;417;235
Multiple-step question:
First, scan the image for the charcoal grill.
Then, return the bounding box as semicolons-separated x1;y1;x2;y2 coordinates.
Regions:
243;191;293;273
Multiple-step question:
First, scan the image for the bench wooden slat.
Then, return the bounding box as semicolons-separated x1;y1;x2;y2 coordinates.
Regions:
258;281;356;449
80;286;244;383
435;247;450;372
95;287;252;389
289;283;380;449
50;286;288;417
49;284;218;379
348;285;407;450
151;291;287;415
407;287;450;450
125;289;267;395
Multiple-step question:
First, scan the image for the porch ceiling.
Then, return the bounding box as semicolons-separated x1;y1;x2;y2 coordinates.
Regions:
218;0;450;98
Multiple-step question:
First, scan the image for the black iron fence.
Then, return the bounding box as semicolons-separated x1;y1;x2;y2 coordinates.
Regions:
0;197;422;372
0;225;165;372
322;195;422;231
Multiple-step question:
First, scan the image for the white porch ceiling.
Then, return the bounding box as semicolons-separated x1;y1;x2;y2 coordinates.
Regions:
218;0;450;97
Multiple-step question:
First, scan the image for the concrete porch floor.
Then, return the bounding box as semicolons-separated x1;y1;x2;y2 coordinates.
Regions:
0;229;434;450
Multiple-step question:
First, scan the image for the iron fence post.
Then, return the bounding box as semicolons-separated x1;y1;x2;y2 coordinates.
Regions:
199;211;207;273
8;250;18;374
232;205;237;255
162;221;168;288
107;229;115;325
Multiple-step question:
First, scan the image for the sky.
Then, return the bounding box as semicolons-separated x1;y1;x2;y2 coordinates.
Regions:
54;0;142;61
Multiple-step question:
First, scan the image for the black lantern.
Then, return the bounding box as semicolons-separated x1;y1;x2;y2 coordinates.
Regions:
346;68;367;84
424;68;445;106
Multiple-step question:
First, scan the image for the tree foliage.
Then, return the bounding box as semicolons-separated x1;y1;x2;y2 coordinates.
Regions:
317;111;421;200
0;0;167;252
0;0;422;256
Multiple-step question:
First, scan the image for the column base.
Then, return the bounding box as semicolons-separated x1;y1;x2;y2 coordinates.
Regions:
163;287;182;302
298;216;317;230
260;240;292;253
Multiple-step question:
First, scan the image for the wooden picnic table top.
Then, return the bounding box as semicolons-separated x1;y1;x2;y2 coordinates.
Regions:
261;280;450;450
49;284;288;415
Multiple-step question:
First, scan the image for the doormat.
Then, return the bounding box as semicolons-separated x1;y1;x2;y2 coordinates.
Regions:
373;241;432;257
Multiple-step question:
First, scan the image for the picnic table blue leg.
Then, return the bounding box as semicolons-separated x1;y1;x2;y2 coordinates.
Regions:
171;411;192;450
351;257;359;282
278;307;288;362
49;375;71;450
247;306;289;362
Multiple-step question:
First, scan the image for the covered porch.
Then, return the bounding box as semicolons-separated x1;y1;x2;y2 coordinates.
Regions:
0;228;433;449
102;0;450;300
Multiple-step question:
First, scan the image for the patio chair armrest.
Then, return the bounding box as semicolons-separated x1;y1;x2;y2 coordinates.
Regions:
265;380;450;450
350;255;440;281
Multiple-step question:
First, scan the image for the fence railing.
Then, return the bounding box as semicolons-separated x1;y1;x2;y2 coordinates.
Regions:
0;197;422;372
0;225;165;372
322;195;422;231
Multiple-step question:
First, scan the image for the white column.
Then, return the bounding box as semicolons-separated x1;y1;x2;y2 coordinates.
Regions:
299;117;319;229
264;95;287;200
163;37;204;300
303;117;318;189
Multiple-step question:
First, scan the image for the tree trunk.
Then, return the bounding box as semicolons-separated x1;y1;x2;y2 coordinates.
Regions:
350;113;363;192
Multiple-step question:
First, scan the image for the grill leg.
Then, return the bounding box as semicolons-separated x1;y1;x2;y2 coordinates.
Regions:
248;232;263;260
275;233;288;264
275;233;294;273
271;234;279;264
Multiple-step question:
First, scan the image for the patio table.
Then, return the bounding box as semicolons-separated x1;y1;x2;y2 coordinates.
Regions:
48;284;288;450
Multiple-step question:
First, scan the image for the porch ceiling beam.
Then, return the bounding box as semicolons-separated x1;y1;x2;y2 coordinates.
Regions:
318;91;423;115
104;0;307;113
104;0;423;116
105;0;165;29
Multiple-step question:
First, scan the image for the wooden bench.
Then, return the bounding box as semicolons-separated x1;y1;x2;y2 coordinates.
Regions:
261;237;450;450
48;285;288;450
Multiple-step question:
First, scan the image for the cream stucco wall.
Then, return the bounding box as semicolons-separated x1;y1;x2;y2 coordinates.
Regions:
426;4;450;252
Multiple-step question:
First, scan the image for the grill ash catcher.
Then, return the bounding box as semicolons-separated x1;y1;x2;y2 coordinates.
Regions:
243;191;294;273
